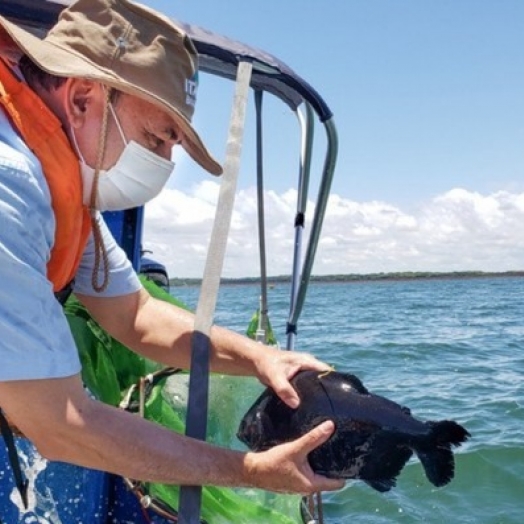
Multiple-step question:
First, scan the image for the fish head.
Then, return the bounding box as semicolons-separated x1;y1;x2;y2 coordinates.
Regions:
237;394;279;451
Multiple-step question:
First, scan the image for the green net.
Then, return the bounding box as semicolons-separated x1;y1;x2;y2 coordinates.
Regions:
64;277;302;523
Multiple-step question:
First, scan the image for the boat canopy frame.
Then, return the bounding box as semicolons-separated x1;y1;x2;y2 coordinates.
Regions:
174;19;339;350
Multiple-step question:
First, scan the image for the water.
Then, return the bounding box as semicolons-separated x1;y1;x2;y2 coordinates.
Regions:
173;276;524;524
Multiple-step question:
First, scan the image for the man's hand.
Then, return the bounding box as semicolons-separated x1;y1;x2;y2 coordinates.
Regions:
253;347;332;408
244;420;345;494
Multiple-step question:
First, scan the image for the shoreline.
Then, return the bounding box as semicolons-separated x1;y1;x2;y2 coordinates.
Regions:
169;270;524;287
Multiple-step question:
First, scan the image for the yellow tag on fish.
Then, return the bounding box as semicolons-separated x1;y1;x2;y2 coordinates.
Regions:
318;367;335;379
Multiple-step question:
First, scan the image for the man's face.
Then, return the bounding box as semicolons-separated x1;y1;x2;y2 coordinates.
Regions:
66;80;183;169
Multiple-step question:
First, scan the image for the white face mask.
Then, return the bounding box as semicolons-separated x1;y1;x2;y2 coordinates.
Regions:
72;103;175;211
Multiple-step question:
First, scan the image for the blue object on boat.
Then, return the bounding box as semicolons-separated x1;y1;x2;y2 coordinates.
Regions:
0;438;170;523
0;438;109;523
103;208;144;271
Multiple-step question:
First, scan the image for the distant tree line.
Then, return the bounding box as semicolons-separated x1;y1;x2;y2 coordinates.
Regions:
169;270;524;287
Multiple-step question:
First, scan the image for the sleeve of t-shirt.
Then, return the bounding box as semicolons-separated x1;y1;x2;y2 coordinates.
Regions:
73;212;142;297
0;140;81;381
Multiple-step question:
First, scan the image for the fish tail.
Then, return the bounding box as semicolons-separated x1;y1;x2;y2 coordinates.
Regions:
414;420;471;487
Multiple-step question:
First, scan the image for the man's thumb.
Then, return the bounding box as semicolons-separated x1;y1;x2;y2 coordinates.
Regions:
297;420;335;455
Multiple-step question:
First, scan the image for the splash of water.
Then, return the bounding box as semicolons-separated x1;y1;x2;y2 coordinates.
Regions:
9;443;62;524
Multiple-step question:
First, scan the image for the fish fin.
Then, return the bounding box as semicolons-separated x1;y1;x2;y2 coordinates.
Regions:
360;434;413;492
415;420;471;487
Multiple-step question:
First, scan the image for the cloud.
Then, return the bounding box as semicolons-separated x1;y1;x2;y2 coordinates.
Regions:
143;184;524;278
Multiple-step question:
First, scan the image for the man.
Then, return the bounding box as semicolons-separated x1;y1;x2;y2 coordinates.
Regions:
0;0;343;513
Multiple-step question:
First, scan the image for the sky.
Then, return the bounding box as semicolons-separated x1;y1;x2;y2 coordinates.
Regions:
138;0;524;278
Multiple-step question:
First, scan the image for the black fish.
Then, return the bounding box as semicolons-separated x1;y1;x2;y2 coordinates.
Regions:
237;370;470;492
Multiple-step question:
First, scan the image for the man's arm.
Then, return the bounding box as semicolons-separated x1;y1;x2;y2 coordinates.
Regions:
76;287;329;408
0;375;343;494
77;287;259;375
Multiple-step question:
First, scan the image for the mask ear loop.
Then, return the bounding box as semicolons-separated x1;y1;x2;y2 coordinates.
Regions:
108;101;128;146
90;86;112;292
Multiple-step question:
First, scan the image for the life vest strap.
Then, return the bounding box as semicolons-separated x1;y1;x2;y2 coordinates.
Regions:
54;279;75;306
0;409;28;509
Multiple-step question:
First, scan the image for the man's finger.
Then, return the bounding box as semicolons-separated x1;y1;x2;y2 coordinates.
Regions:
296;420;335;455
272;379;300;409
312;473;346;493
293;354;333;374
295;420;345;493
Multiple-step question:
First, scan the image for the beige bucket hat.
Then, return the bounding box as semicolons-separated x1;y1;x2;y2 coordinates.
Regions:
0;0;222;175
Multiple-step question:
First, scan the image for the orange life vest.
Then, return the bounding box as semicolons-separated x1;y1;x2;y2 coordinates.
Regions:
0;59;91;292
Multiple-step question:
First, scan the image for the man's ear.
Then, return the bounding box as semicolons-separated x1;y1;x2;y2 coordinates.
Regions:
63;78;100;129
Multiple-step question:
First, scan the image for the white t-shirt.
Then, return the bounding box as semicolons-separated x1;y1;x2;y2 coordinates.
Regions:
0;108;141;381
